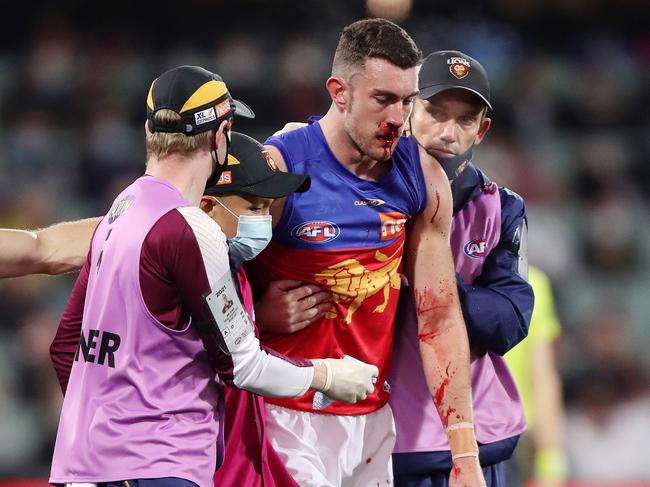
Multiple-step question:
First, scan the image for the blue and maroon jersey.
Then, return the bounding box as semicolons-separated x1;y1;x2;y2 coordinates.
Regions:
249;121;426;415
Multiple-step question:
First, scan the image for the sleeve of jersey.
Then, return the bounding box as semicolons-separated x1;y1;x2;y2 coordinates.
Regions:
264;135;294;171
50;249;91;394
405;137;428;214
175;207;314;397
457;189;534;355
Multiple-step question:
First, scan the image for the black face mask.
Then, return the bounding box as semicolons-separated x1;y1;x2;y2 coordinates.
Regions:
435;147;481;215
205;128;231;189
432;147;473;184
412;134;477;214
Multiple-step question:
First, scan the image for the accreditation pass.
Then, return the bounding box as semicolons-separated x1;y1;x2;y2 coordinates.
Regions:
205;272;254;349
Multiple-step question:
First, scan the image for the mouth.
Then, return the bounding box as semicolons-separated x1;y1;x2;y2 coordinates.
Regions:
430;147;456;156
377;134;397;147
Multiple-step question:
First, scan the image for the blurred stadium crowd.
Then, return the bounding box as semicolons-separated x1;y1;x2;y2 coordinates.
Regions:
0;0;648;483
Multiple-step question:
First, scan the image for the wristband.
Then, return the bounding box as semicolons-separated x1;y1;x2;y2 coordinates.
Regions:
446;422;479;459
535;448;568;482
447;421;474;431
321;360;333;392
451;451;479;461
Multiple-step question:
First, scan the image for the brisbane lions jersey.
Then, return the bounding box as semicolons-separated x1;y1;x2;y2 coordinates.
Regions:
249;121;426;415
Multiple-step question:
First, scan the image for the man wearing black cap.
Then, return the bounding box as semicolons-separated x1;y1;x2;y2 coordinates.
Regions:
46;66;378;487
389;50;533;487
201;132;308;487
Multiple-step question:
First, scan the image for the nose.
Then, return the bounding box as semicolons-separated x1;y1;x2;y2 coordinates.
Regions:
439;120;457;142
385;102;405;130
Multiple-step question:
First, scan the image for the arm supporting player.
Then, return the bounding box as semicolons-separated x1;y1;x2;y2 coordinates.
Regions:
180;206;376;402
457;190;533;355
0;217;100;277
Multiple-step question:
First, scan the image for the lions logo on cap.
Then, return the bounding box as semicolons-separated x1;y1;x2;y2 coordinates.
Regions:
262;150;278;172
448;56;470;80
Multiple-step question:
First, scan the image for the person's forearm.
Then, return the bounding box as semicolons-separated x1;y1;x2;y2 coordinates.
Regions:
531;341;568;473
0;217;100;277
0;229;42;277
414;280;474;429
531;341;564;449
36;217;101;275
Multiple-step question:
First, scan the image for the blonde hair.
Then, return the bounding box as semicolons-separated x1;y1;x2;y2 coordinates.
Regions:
146;109;215;160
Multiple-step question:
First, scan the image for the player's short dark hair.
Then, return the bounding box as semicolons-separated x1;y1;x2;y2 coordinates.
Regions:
332;18;422;76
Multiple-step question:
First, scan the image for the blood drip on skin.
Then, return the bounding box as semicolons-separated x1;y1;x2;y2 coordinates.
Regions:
430;191;441;224
452;464;462;478
442;406;457;427
366;457;372;464
433;360;454;424
415;288;450;317
433;377;449;407
378;122;398;158
415;288;452;344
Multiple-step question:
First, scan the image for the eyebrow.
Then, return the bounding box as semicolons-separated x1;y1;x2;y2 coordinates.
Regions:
372;89;420;99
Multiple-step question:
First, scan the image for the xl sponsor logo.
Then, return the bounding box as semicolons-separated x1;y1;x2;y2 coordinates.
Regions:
464;238;488;258
195;107;216;125
379;212;408;241
292;221;340;243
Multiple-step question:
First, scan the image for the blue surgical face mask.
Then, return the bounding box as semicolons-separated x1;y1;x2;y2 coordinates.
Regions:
214;198;273;265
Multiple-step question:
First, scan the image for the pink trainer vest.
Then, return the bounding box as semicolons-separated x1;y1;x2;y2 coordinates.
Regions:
50;176;221;487
390;182;526;453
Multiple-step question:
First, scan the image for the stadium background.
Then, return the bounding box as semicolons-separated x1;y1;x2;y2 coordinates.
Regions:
0;0;648;484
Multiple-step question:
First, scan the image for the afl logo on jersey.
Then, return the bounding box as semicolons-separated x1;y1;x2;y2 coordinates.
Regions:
292;221;340;243
464;238;488;258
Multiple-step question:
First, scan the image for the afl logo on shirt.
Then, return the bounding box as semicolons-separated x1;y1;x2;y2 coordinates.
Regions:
464;238;488;258
292;221;340;243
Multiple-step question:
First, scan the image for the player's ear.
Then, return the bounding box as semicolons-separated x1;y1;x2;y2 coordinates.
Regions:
326;76;348;110
474;116;491;146
144;120;152;136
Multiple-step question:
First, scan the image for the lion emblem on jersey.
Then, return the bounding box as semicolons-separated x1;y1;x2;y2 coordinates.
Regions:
315;243;403;324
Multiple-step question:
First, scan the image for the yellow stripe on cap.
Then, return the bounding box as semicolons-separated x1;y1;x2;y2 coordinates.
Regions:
146;80;155;110
227;154;241;166
180;80;228;113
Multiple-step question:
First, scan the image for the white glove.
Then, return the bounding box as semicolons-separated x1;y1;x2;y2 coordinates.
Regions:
315;357;378;403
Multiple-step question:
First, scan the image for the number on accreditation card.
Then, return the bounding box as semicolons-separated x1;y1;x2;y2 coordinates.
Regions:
205;273;254;349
